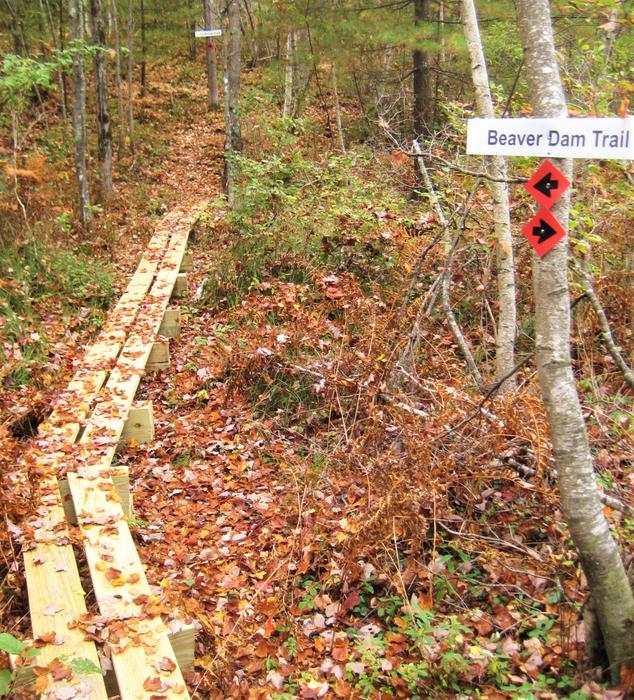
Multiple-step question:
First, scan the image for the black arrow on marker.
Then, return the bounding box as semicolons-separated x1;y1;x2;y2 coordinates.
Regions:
532;219;557;244
534;172;559;198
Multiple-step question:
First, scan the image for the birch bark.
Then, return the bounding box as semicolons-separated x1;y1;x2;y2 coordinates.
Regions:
332;61;345;153
516;0;634;682
460;0;516;392
69;0;92;227
282;31;295;118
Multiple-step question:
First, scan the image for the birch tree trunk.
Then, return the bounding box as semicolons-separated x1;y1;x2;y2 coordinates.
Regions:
282;31;295;118
222;0;242;204
332;61;345;153
127;0;135;153
109;0;126;153
69;0;92;228
90;0;113;201
461;0;516;392
516;0;634;683
204;0;219;109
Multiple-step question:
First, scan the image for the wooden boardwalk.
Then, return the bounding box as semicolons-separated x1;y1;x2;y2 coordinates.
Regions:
18;204;205;698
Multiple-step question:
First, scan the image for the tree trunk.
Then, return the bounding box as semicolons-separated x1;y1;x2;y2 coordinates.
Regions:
222;0;242;204
90;0;113;201
139;0;146;96
109;0;126;153
332;61;345;153
3;0;29;55
412;0;433;139
204;0;219;109
57;0;70;117
282;31;295;118
516;0;634;684
187;0;196;60
68;0;92;228
127;0;135;152
461;0;516;393
41;0;68;121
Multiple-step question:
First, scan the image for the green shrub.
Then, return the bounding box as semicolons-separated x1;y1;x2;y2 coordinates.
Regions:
201;118;404;309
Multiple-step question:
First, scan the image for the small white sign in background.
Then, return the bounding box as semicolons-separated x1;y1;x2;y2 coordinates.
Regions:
195;28;222;38
467;117;633;160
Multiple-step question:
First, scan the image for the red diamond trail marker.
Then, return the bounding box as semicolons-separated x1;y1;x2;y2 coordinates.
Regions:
524;159;570;209
521;208;566;258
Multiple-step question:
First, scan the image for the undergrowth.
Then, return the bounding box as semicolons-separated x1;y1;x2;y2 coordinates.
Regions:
190;76;633;699
201;114;406;310
0;238;114;386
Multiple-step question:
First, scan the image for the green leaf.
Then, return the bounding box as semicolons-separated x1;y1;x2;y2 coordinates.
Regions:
0;669;12;696
0;633;25;655
69;657;104;676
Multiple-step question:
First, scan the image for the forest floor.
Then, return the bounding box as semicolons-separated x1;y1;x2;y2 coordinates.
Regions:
1;55;633;700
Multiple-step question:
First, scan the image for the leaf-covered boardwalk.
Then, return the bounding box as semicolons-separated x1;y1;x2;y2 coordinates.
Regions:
18;204;205;699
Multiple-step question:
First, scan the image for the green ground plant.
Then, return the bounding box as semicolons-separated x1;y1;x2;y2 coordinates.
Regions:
201;104;405;310
0;240;114;386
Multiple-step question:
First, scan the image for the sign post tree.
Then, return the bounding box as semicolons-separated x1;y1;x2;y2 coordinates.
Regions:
468;3;634;686
499;0;634;685
202;0;220;110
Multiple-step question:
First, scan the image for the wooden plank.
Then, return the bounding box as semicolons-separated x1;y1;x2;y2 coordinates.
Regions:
158;307;181;338
169;623;196;674
59;467;132;524
21;205;205;699
103;623;195;697
23;543;108;698
61;216;197;698
63;226;195;697
67;473;189;699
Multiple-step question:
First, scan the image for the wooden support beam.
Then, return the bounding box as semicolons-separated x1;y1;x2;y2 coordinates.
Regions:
59;468;132;525
120;401;155;445
180;251;194;272
172;272;188;298
146;340;170;371
158;307;181;338
169;622;196;673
